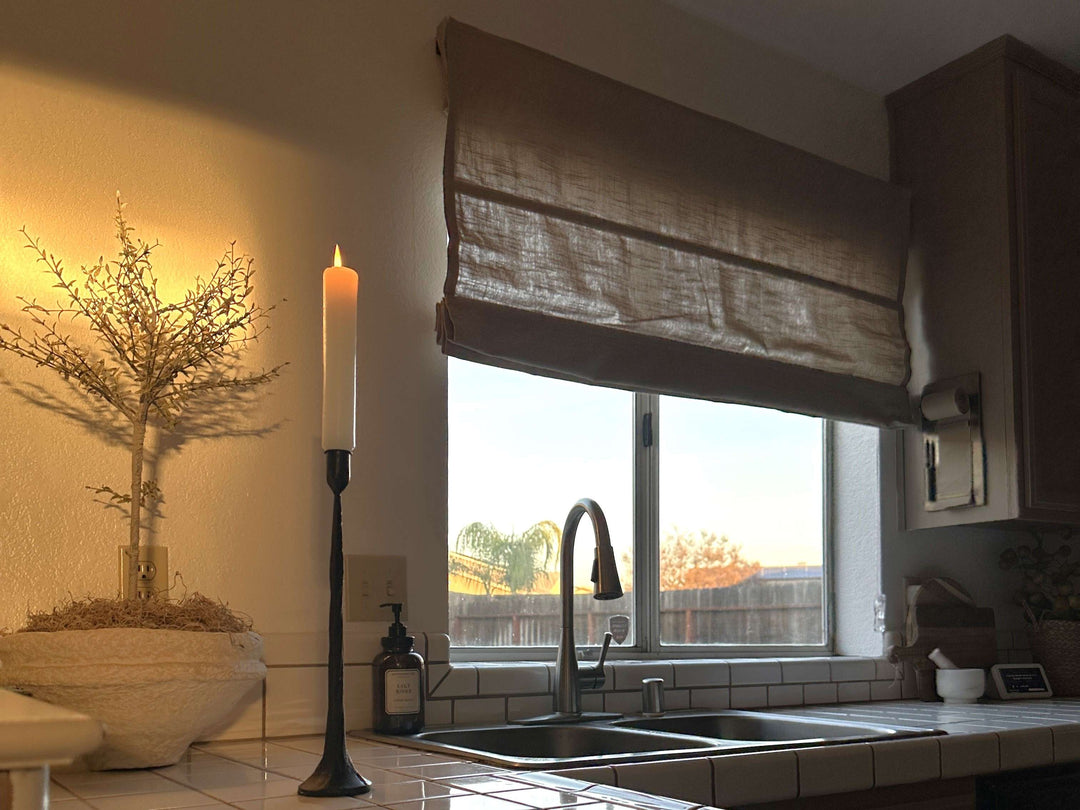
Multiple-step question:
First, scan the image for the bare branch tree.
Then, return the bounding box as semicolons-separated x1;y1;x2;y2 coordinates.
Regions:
0;198;286;598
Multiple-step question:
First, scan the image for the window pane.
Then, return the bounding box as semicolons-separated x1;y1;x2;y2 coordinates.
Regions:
448;359;634;647
658;397;825;646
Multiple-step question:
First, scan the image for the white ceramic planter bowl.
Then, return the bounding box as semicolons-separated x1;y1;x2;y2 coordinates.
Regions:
0;628;265;769
936;667;986;704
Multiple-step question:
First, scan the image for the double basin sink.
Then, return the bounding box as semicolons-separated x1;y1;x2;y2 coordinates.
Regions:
374;710;942;769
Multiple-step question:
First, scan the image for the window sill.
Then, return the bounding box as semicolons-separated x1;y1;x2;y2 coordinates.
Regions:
422;633;906;725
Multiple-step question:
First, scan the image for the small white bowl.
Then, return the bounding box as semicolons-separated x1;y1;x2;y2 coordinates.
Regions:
936;668;986;704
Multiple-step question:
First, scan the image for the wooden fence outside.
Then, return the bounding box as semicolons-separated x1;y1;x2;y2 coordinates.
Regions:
449;577;823;647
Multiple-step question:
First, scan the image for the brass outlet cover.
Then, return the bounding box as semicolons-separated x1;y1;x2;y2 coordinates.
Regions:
118;545;169;600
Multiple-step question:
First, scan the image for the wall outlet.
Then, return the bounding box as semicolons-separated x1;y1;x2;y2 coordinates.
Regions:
118;545;169;600
345;554;407;622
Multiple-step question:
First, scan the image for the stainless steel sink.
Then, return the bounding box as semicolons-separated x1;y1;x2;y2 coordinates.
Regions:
399;724;723;768
361;710;942;769
614;711;935;745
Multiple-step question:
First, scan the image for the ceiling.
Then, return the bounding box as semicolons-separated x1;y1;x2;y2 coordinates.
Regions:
663;0;1080;95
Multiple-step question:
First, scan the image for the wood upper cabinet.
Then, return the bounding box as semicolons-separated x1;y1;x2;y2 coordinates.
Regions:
1012;67;1080;516
888;37;1080;529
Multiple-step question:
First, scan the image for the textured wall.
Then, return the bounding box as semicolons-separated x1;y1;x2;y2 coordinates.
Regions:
878;431;1028;635
832;422;884;655
0;0;889;640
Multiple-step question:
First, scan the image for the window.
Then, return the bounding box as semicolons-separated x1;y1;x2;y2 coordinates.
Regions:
655;396;825;647
448;358;828;653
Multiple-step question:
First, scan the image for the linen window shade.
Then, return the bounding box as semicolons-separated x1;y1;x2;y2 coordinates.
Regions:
435;18;913;426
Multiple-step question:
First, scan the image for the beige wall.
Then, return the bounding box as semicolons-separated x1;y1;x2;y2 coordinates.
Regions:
0;1;888;641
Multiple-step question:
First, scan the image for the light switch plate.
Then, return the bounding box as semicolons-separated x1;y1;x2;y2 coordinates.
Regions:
345;554;408;622
118;545;168;600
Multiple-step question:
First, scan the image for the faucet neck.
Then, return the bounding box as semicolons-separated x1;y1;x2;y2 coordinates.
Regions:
560;505;585;629
555;499;621;716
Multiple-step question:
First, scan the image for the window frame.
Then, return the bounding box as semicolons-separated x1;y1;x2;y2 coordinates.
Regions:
450;387;835;661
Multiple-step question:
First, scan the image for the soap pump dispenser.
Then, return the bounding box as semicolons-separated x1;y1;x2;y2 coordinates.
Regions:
372;602;424;734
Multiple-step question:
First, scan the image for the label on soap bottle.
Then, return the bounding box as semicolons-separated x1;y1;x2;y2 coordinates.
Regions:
384;669;421;715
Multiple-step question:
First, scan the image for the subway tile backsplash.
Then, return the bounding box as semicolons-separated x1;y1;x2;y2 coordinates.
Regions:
201;630;912;741
415;635;901;728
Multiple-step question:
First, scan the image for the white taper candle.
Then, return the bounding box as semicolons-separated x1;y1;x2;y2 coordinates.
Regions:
322;244;358;451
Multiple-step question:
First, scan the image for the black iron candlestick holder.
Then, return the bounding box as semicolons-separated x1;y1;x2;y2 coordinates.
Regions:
299;449;372;798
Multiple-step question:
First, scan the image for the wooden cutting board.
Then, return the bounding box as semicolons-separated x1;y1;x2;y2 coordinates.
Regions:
905;604;997;669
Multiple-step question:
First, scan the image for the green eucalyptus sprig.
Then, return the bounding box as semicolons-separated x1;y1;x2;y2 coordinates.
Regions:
1000;529;1079;621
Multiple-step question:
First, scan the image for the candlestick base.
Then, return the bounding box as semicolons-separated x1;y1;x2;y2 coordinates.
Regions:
298;752;372;797
300;449;370;798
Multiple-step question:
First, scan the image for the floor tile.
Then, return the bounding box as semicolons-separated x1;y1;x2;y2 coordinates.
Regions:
351;753;457;769
871;737;940;787
86;794;231;810
400;763;503;779
545;767;616;786
1052;723;1080;763
232;795;371;809
711;750;797;806
199;741;321;770
499;773;593;791
999;726;1054;770
267;737;328;755
276;764;417;784
939;732;999;779
583;784;699;810
51;781;77;800
158;761;278;789
363;779;468;805
441;775;533;794
384;795;531;810
197;776;302;803
795;743;874;797
487;787;596;808
611;758;712;806
53;772;188;799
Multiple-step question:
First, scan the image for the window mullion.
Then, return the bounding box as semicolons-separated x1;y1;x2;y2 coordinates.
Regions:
634;393;660;653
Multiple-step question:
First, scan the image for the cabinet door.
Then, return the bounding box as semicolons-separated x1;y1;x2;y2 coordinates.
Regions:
1012;67;1080;518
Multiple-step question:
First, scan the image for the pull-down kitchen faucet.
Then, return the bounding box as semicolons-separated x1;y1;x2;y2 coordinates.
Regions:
516;498;623;724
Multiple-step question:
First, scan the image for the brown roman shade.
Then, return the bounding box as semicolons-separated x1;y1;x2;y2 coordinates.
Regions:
435;18;913;426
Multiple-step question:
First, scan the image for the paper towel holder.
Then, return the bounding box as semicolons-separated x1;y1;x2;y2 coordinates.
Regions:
921;372;985;511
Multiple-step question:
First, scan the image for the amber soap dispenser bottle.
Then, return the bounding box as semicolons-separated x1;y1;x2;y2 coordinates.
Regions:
372;602;424;734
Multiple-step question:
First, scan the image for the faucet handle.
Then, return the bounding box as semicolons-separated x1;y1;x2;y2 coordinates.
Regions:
596;631;613;669
579;632;613;691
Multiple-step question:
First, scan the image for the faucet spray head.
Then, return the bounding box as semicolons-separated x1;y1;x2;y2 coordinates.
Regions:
577;498;623;600
592;549;624;600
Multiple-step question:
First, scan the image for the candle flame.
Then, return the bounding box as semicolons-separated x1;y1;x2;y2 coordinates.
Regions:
333;244;343;267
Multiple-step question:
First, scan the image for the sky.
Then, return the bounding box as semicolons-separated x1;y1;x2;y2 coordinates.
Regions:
447;358;824;585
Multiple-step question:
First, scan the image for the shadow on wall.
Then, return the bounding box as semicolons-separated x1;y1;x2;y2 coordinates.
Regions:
0;0;441;159
0;356;285;543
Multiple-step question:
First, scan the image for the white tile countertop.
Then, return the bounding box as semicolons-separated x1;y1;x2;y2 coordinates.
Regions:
46;700;1080;809
1;690;102;810
47;737;709;810
0;689;102;771
553;699;1080;807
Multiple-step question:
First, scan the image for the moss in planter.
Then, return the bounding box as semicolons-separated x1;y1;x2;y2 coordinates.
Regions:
16;594;252;633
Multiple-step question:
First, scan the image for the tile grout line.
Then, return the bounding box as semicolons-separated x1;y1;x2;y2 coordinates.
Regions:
868;740;877;789
792;747;801;800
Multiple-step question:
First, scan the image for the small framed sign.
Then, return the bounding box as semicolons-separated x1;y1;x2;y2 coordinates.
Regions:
988;663;1053;700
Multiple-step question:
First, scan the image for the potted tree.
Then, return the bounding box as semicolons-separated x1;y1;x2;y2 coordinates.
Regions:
1000;529;1080;696
0;198;284;768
